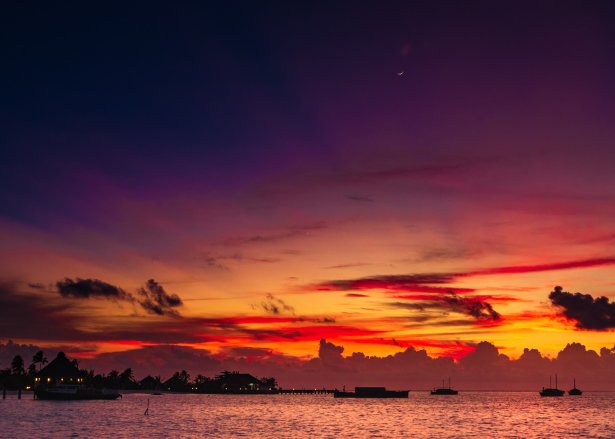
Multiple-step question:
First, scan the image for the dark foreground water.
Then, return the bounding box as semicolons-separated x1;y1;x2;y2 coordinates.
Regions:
1;392;614;438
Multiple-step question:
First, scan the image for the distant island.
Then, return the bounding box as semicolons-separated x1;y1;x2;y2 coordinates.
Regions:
1;351;279;394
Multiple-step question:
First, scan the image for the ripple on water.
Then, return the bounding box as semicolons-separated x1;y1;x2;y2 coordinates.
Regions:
0;392;614;438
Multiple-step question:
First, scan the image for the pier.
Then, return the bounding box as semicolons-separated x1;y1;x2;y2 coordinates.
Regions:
278;388;334;395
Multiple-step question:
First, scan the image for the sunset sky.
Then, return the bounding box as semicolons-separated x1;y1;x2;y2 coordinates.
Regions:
1;1;614;377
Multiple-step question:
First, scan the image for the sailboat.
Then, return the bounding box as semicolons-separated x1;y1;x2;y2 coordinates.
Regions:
568;378;582;396
539;374;564;397
431;378;458;395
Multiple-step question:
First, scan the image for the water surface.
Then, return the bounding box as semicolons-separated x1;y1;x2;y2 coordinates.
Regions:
1;392;613;438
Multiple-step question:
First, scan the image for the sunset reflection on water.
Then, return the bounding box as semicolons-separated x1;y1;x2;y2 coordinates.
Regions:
1;392;614;438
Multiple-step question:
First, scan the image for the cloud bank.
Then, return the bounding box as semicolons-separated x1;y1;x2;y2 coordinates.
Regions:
4;339;613;391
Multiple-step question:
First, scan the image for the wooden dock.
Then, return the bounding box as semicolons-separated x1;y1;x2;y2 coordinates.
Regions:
278;388;334;395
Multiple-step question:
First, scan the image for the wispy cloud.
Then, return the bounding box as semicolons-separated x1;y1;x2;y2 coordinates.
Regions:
56;277;183;317
196;252;283;271
324;262;372;270
258;293;295;315
313;257;615;294
137;279;183;317
216;222;327;246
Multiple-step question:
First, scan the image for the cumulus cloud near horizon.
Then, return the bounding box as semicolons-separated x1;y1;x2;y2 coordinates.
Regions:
4;339;614;391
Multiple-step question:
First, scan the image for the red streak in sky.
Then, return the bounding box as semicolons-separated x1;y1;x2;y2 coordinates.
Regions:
464;257;615;277
392;294;520;302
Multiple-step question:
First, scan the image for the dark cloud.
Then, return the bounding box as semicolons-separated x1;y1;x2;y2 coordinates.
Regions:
137;279;183;316
549;286;615;330
259;294;295;315
196;253;230;270
443;292;501;322
316;274;457;292
388;292;501;323
56;277;184;317
56;278;132;301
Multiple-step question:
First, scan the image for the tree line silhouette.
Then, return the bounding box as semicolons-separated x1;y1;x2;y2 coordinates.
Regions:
0;352;278;393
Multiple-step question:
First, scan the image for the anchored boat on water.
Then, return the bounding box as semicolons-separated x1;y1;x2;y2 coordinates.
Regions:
35;384;121;400
431;378;458;395
539;375;565;397
334;387;409;398
568;378;582;396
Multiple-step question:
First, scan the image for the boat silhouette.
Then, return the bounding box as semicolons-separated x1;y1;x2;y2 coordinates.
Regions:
539;375;564;397
431;378;458;395
333;386;409;398
568;378;582;396
35;384;121;400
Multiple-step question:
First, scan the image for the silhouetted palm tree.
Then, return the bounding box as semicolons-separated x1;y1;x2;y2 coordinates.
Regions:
11;355;24;376
120;368;134;381
107;370;119;388
32;350;47;371
195;374;210;385
175;370;190;385
10;356;25;389
119;368;135;388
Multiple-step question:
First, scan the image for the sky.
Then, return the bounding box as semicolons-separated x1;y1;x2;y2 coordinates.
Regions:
1;1;615;386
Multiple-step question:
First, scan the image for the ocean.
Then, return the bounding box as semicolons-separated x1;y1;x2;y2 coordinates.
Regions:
1;391;614;438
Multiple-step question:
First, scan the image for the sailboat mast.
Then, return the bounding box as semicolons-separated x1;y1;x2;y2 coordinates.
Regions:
555;374;558;389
